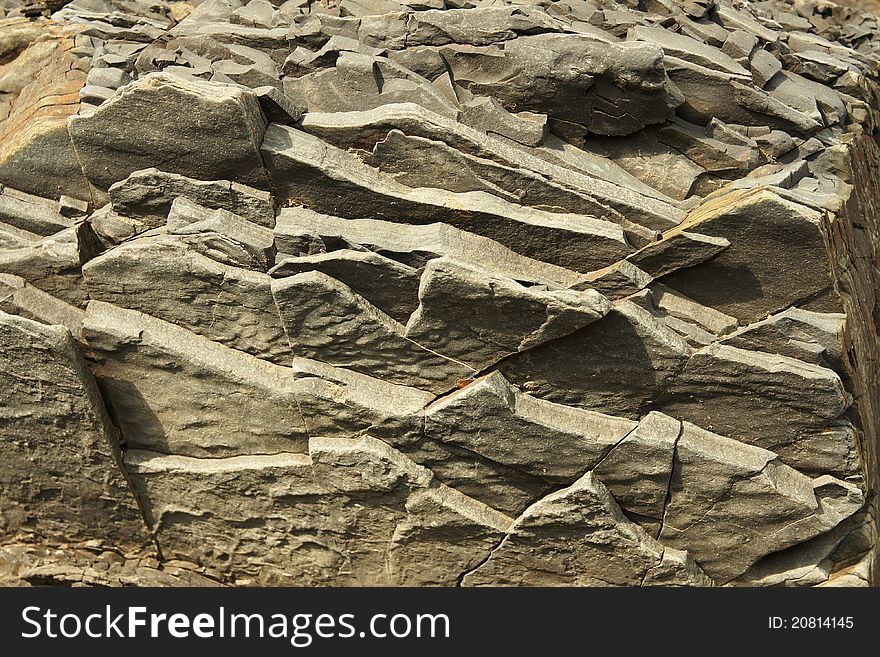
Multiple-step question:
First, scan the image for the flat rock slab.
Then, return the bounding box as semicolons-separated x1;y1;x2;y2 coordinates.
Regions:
167;197;276;271
108;168;275;228
720;307;846;373
82;302;430;458
271;270;472;393
661;189;838;324
269;249;421;324
69;72;271;193
659;421;864;582
499;300;692;417
594;411;681;535
299;103;684;232
126;436;510;585
0;223;101;307
626;231;730;279
405;257;612;370
0;273;84;336
277;207;584;287
0;311;148;548
0;186;73;236
82;301;310;458
659;343;850;472
82;234;290;365
425;372;636;481
261;123;631;273
461;472;710;586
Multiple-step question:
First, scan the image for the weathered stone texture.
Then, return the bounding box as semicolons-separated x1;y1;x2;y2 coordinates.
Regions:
0;0;877;588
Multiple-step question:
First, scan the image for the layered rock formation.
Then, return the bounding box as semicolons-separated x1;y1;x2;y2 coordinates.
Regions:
0;0;878;587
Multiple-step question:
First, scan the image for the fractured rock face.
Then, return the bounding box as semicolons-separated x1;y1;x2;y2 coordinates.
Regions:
0;0;878;589
126;436;513;585
461;472;710;586
0;222;101;307
167;197;276;271
82;300;310;458
82;301;430;459
272;269;472;393
659;422;864;582
108;168;276;229
659;343;851;474
405;257;611;370
444;34;684;136
261;123;632;272
69;72;271;194
594;411;681;536
269;249;421;324
661;189;838;324
0;311;147;548
424;372;636;482
500;300;692;417
82;233;290;364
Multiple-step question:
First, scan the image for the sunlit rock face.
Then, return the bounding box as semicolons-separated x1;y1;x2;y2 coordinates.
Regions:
0;0;877;587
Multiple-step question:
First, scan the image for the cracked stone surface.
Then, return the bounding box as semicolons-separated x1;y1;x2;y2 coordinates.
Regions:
0;0;878;587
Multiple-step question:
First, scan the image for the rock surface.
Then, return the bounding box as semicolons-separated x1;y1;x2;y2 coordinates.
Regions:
0;0;877;588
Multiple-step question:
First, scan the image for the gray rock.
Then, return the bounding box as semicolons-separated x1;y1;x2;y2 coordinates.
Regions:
300;103;685;232
283;51;458;118
458;96;548;147
211;59;279;89
577;260;654;300
462;471;707;586
126;435;511;585
276;207;584;287
750;48;783;88
79;85;116;106
659;421;863;582
56;195;89;218
442;33;683;136
167;197;276;271
657;121;765;174
630;24;749;76
0;311;148;549
82;302;430;459
388;486;513;586
425;372;636;481
648;284;739;336
664;56;822;136
626;231;730;279
252;85;302;124
269;249;421;324
261;123;631;272
82;300;309;458
69;72;271;194
271;270;472;393
86;205;145;246
500;301;692;417
662;189;838;324
0;186;73;236
588;136;705;202
660;343;850;474
0;223;102;307
108;168;275;229
406;257;611;370
0;273;84;337
361;129;662;245
594;411;680;535
721;30;758;61
0;221;41;250
720;307;846;372
82;234;290;364
85;65;131;89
